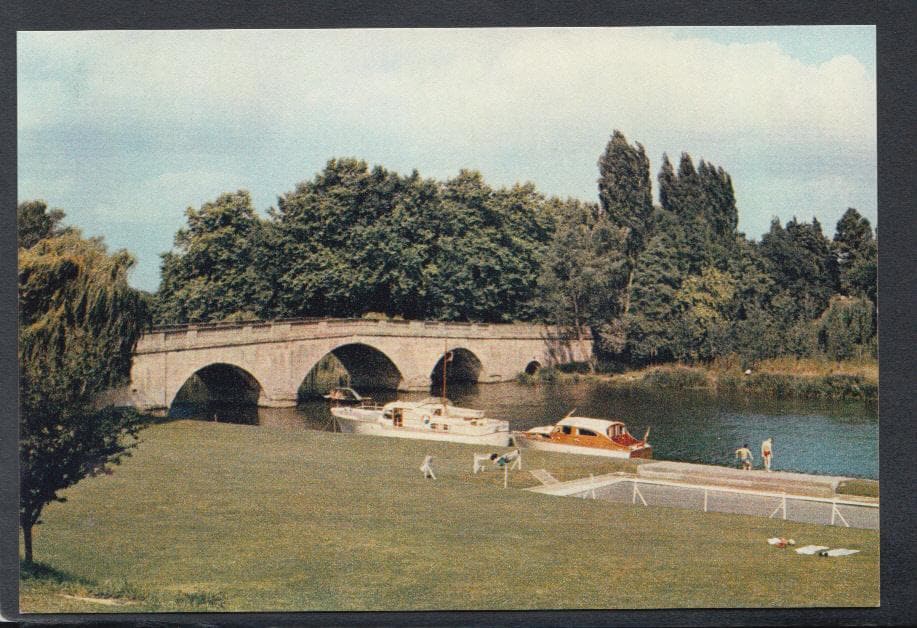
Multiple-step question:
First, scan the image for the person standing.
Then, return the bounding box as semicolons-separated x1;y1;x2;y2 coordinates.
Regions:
735;443;753;470
761;437;774;472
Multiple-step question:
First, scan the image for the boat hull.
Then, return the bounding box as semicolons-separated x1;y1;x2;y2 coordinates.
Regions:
332;410;513;447
514;433;653;459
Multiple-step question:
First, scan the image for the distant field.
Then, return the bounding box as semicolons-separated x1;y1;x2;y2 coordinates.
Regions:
20;420;879;612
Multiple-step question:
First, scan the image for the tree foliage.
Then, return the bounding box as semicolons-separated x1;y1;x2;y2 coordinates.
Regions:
535;198;626;368
146;132;877;368
596;131;654;317
156;191;272;324
833;207;877;305
760;216;838;325
816;295;876;360
154;161;552;325
17;200;70;249
19;227;149;562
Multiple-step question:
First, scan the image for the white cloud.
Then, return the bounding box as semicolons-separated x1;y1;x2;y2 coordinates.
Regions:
18;27;877;290
18;28;875;149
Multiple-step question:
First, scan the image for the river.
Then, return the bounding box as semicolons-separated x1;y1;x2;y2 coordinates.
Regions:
170;381;879;479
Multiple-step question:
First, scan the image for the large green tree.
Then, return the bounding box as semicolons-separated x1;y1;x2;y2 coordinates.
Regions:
19;227;149;563
535;197;625;370
657;153;738;273
273;160;551;322
429;172;551;322
760;216;838;324
156;190;272;324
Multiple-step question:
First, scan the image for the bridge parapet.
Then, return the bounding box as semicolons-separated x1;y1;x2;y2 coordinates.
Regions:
136;318;588;355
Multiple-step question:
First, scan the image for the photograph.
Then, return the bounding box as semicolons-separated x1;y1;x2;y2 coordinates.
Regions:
14;23;882;615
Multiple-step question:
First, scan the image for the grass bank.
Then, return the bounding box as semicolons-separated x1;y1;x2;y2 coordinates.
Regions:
20;420;878;612
519;356;878;401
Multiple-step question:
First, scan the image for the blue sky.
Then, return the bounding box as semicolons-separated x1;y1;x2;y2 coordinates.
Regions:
18;27;876;292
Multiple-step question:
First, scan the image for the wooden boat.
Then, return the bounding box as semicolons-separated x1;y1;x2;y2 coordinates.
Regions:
330;397;512;447
323;387;370;405
514;414;652;459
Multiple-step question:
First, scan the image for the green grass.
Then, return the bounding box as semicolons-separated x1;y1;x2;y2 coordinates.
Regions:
20;420;879;612
836;479;880;498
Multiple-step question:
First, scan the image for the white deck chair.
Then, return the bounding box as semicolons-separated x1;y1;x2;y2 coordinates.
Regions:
530;468;559;485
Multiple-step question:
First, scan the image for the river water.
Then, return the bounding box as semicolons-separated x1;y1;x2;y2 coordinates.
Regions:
171;381;879;479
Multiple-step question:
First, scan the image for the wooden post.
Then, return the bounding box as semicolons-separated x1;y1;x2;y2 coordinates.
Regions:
504;463;508;489
703;488;708;512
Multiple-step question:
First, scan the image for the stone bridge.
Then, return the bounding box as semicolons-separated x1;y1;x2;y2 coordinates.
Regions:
128;318;592;412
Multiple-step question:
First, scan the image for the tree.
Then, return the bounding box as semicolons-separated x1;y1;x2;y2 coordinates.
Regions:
597;130;654;317
536;198;626;370
816;296;876;360
760;216;839;324
623;209;689;363
833;208;877;304
273;160;551;323
430;172;552;322
657;153;738;273
725;238;782;360
19;228;149;563
673;266;737;362
17;200;69;249
155;190;271;324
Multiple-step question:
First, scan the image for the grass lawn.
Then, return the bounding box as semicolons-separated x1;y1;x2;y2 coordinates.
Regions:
20;420;879;612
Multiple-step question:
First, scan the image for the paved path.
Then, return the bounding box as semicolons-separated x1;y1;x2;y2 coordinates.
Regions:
635;460;853;498
527;462;879;529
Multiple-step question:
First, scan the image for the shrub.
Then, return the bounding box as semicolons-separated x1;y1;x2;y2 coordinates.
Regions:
641;366;709;389
816;296;876;360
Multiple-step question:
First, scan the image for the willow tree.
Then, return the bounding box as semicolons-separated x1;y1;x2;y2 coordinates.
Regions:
19;229;149;563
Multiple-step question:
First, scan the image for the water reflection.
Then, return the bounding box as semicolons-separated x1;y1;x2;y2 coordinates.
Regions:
169;381;878;479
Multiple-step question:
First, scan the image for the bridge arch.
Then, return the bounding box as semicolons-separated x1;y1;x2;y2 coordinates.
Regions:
429;347;484;388
296;341;404;398
169;362;265;416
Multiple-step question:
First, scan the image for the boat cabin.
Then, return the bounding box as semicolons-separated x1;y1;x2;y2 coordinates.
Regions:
549;416;643;447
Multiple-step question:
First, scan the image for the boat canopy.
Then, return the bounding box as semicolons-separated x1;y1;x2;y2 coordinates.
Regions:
556;416;625;436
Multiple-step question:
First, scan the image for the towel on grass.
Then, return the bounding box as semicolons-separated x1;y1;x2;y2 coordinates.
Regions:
824;548;860;557
795;545;830;555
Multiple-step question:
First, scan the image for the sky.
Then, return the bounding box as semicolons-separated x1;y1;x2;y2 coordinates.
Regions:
17;27;877;292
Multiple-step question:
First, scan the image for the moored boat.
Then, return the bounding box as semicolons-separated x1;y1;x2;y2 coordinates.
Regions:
323;387;371;405
514;414;652;459
330;396;512;447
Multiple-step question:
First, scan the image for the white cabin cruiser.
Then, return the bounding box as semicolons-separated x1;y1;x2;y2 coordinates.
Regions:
331;396;512;447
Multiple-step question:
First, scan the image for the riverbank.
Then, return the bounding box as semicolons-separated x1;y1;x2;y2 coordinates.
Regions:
21;420;878;612
518;356;878;401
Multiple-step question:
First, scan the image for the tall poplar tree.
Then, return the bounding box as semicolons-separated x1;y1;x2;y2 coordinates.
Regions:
597;130;654;317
